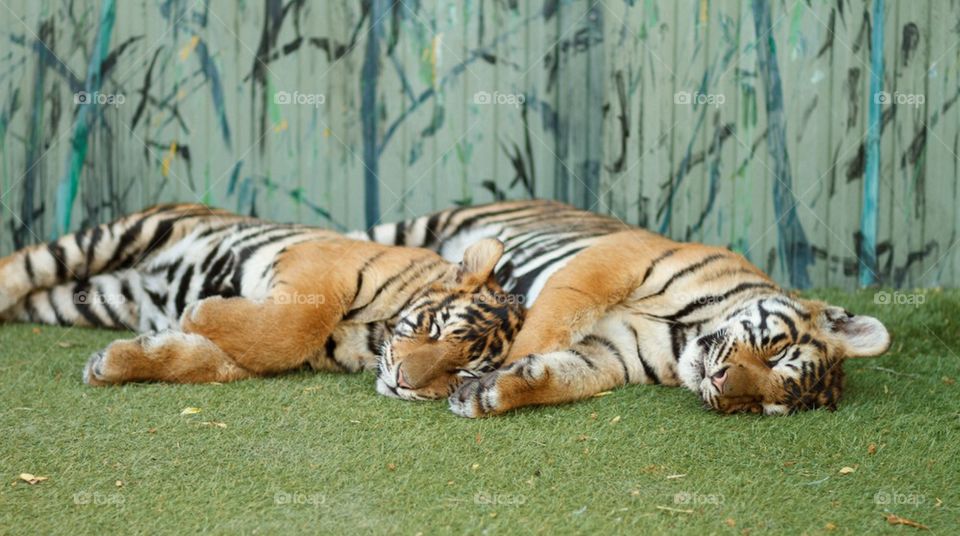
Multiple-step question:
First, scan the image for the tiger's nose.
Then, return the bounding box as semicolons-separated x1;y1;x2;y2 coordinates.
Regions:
396;367;412;389
711;369;728;392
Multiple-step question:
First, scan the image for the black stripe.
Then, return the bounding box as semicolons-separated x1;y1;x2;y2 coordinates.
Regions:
229;230;304;291
769;311;799;340
662;282;777;322
104;215;148;270
47;242;69;281
145;289;167;310
24;254;35;284
511;246;587;299
626;324;660;384
447;205;533;239
640;248;680;285
72;282;105;327
582;335;629;383
569;349;598;370
84;225;104;274
394;220;407;245
175;266;195;315
423;213;443;248
639;253;726;301
199;252;234;299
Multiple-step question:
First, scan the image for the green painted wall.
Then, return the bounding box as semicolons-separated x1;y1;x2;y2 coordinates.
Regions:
0;0;956;289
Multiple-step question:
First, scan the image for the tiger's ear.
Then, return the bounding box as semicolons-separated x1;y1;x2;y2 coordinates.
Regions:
823;307;890;358
456;239;504;288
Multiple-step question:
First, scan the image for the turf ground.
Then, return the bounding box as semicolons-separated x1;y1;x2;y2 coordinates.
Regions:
1;289;958;534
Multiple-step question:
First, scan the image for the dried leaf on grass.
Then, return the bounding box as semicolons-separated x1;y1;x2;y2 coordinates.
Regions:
18;473;48;485
180;407;202;415
838;466;856;475
885;513;929;530
197;421;226;428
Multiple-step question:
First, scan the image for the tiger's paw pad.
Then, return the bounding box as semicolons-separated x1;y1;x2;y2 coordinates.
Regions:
448;373;502;418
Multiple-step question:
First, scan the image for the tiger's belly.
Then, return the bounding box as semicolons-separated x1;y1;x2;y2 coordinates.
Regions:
572;311;683;387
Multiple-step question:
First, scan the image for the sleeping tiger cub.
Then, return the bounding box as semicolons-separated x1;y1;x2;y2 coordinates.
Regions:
357;200;892;416
0;204;523;398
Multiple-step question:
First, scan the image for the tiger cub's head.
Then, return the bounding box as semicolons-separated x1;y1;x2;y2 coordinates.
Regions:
376;239;524;400
678;296;890;415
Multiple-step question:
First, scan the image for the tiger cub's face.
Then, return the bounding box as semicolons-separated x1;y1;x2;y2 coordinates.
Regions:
376;239;524;400
678;297;890;415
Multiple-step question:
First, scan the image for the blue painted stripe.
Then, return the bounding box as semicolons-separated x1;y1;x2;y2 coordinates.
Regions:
860;0;883;287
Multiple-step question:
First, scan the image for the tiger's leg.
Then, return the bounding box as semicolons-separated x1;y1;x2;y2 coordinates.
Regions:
449;318;646;417
84;331;253;385
1;270;145;330
85;269;355;384
0;204;239;314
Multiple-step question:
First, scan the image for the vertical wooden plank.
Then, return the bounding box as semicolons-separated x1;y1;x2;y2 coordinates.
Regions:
598;0;632;222
700;0;741;252
634;1;674;232
736;0;776;279
884;0;928;287
821;0;869;289
923;0;960;287
554;0;603;207
529;0;561;202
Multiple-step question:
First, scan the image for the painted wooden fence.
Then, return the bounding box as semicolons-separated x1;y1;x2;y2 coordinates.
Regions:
0;0;957;289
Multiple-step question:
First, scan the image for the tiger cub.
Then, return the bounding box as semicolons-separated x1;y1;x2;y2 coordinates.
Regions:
357;200;892;416
0;204;523;399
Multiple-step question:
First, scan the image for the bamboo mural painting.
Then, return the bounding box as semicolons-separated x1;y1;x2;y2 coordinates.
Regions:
0;0;957;289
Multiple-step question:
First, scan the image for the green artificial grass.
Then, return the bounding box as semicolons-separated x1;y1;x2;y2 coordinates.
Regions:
1;289;958;534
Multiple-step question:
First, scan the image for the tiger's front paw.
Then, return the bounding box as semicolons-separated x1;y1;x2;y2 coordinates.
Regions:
448;355;548;418
448;374;502;418
82;338;145;386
